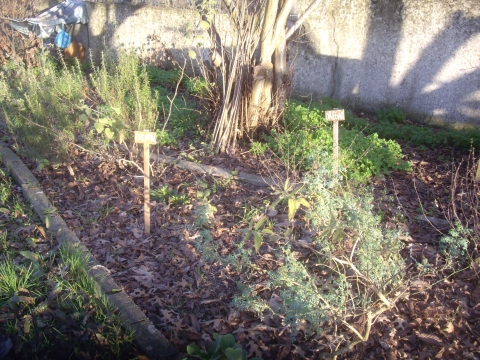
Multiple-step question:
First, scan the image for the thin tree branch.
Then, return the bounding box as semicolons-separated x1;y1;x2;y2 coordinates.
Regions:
332;257;392;308
272;0;293;47
285;0;322;40
222;0;241;29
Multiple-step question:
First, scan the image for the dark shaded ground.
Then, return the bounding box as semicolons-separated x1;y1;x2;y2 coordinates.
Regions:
5;138;480;359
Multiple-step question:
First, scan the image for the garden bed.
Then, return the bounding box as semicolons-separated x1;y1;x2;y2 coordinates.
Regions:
6;138;479;359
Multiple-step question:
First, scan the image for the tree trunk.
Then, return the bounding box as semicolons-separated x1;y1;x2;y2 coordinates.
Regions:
198;0;322;152
247;0;278;135
273;27;287;125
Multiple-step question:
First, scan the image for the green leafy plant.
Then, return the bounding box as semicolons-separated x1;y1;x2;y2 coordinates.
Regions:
375;107;406;124
146;66;185;88
242;215;275;253
170;193;190;206
151;185;190;206
186;76;211;97
36;159;50;171
270;178;310;222
360;107;480;152
94;106;126;142
156;94;202;146
438;222;472;260
186;332;260;360
151;184;172;203
249;141;268;156
265;99;411;182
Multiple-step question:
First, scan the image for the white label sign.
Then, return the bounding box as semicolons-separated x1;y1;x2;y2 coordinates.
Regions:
325;109;345;121
134;131;157;145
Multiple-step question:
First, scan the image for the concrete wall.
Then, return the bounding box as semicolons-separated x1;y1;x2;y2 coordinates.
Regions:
72;1;233;71
295;0;480;127
37;0;480;127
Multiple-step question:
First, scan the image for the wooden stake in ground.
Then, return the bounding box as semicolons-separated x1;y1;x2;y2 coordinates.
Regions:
134;131;157;234
325;109;345;175
476;160;480;182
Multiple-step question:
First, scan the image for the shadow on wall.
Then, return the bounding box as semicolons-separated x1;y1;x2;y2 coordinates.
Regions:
75;1;195;69
300;1;480;126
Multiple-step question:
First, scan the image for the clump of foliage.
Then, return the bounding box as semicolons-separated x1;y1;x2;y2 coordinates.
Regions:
1;56;88;158
376;107;406;124
151;184;190;205
186;332;260;360
90;49;159;142
146;65;184;88
438;222;472;260
359;107;480;152
265;99;411;182
232;167;406;351
156;94;203;146
185;76;211;98
145;66;207;147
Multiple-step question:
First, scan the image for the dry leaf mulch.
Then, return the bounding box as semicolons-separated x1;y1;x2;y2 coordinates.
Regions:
12;143;480;359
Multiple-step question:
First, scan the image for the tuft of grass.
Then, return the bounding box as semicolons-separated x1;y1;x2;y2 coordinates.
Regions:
0;165;139;359
0;260;42;307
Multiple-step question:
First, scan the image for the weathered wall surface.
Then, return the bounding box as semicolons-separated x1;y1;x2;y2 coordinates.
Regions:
36;0;480;126
74;1;233;71
296;0;480;126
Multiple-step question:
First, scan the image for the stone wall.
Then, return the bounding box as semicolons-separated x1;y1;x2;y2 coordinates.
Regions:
36;0;480;126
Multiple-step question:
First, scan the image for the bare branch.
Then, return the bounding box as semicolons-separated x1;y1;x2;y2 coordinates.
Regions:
260;0;279;60
332;257;392;308
222;0;241;29
285;0;322;40
272;0;294;47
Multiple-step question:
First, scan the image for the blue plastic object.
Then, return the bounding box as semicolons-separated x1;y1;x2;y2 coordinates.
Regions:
54;26;71;49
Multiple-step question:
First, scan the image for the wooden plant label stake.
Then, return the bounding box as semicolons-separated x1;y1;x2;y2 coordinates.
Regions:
134;131;157;234
476;160;480;182
325;109;345;175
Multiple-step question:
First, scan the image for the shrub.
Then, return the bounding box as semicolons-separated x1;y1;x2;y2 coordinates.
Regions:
90;49;158;141
233;167;406;346
266;99;411;182
1;56;87;158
